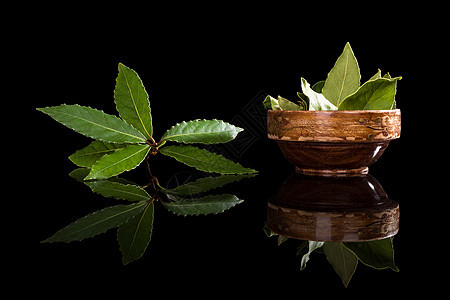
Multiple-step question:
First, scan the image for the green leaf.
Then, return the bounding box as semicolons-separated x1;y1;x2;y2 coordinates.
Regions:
344;238;398;271
117;201;154;265
37;104;147;143
311;80;325;93
297;92;310;110
114;63;153;139
69;141;128;167
322;42;361;106
263;95;281;110
300;241;324;270
164;173;256;196
277;96;303;111
301;78;337;111
85;144;150;180
263;95;272;109
161;119;243;144
159;145;257;174
42;201;147;243
338;77;401;111
263;221;276;237
161;194;243;216
323;242;358;287
369;69;382;81
85;180;151;202
277;235;289;246
69;168;91;182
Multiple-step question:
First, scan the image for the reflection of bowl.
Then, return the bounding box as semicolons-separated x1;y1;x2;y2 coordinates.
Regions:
267;174;399;242
267;110;401;176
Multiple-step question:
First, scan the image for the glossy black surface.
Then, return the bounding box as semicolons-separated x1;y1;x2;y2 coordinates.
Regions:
26;21;435;293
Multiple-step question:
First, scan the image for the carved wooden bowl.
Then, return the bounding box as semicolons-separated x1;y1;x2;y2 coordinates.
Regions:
267;109;401;175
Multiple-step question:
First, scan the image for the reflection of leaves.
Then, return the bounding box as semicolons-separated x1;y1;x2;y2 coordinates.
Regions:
344;238;398;271
161;194;243;216
323;242;358;288
300;241;324;271
86;180;150;202
264;224;398;287
263;222;289;245
42;201;147;243
117;201;154;265
70;168;150;202
164;174;256;196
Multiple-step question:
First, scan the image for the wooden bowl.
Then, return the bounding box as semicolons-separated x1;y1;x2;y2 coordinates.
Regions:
267;174;399;242
267;109;401;175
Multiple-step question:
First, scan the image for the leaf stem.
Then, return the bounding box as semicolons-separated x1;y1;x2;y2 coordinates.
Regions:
143;156;161;200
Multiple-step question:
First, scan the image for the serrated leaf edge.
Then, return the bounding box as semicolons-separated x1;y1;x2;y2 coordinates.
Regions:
37;104;147;143
85;144;151;180
115;63;153;139
41;201;147;243
161;119;244;144
161;194;244;216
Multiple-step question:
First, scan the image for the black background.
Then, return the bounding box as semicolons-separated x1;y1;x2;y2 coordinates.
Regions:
23;6;442;295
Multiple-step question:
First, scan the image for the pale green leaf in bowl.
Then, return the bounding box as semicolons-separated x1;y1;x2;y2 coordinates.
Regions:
322;42;361;107
301;78;337;111
338;77;401;110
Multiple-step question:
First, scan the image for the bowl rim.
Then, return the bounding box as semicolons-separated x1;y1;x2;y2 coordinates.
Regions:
267;109;400;114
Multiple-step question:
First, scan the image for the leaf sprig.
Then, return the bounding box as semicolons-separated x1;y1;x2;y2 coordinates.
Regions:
38;63;257;264
264;224;398;288
263;42;401;111
38;63;257;181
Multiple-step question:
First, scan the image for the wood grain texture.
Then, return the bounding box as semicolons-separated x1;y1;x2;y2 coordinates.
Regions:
267;109;401;142
267;174;399;242
267;110;401;175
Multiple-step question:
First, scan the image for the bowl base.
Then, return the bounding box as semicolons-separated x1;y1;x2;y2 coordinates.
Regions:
295;166;369;177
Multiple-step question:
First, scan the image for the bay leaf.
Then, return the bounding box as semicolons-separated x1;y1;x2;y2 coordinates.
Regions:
159;145;257;174
86;144;150;180
301;77;337;111
37;104;147;144
338;77;401;110
114;63;153;139
322;42;361;106
69;141;128;168
161;119;243;144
